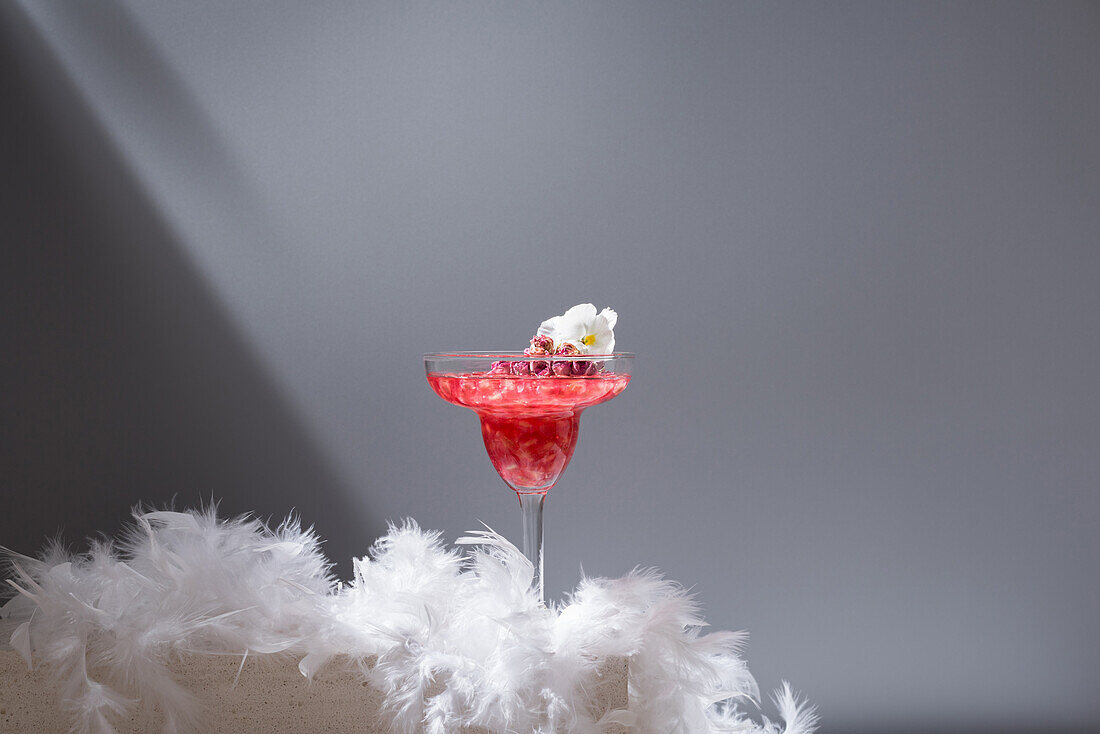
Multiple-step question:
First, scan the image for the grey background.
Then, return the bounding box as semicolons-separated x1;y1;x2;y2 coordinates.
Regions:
2;2;1098;732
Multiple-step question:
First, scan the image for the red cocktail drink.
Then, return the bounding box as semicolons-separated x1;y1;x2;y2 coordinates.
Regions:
427;373;630;493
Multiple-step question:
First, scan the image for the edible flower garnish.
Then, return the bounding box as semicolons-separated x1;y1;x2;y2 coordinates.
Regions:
536;303;617;355
490;304;617;377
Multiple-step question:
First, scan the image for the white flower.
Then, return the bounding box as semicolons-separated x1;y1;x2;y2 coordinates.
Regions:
536;303;618;355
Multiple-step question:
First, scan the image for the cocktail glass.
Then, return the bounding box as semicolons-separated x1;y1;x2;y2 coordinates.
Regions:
424;352;633;602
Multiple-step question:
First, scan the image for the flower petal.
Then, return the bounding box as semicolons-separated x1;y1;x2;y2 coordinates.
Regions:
562;303;597;324
536;316;562;338
579;311;615;354
590;328;614;355
598;307;617;331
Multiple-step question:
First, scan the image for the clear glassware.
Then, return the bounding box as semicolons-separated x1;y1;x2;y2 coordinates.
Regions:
424;352;633;602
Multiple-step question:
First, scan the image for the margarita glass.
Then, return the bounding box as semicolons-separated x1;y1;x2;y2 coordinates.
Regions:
425;352;632;601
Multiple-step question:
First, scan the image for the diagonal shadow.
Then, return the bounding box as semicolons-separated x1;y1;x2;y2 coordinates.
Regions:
0;3;378;578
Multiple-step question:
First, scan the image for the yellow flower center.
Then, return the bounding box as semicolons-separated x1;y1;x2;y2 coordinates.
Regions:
582;334;597;346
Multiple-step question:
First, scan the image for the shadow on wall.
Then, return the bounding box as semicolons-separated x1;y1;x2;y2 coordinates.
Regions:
0;3;373;578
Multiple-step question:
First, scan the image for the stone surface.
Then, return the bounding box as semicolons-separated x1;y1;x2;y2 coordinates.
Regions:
0;649;629;733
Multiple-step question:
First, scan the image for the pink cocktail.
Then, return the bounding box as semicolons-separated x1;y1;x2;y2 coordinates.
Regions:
425;353;633;601
428;372;629;492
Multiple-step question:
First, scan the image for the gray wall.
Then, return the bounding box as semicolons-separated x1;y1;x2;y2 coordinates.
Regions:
2;2;1098;732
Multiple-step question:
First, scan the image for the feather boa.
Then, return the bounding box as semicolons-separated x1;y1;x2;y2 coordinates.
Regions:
1;508;817;734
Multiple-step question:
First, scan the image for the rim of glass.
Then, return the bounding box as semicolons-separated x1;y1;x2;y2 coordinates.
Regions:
425;351;634;359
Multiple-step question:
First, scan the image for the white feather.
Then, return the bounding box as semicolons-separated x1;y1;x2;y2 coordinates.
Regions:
1;507;816;734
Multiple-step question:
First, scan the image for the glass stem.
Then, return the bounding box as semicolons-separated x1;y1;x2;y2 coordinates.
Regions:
517;492;545;603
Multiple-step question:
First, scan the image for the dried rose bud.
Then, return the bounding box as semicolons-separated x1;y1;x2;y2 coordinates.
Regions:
590;361;604;374
573;360;592;376
511;360;531;376
490;360;512;374
552;360;573;377
530;359;551;376
554;343;580;357
528;334;555;355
